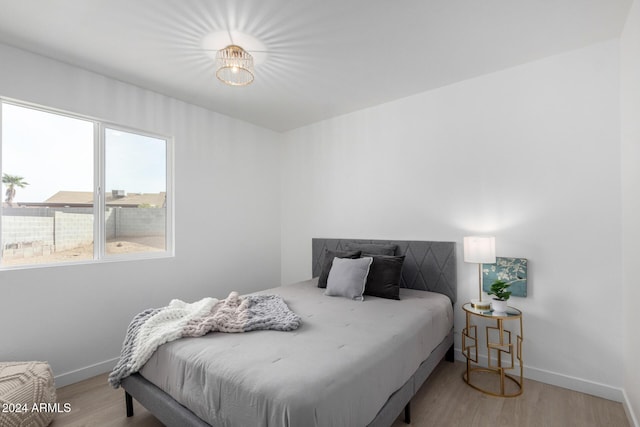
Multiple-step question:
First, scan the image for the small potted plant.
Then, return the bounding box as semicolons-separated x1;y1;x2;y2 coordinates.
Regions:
487;279;511;313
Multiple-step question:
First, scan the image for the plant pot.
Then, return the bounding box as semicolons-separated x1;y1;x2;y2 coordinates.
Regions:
491;299;508;313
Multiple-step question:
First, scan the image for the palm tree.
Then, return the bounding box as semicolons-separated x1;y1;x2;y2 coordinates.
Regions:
2;174;29;205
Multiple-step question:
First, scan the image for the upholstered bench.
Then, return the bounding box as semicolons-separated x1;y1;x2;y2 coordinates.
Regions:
0;362;56;427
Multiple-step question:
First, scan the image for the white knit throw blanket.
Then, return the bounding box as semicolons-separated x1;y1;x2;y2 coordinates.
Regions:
109;292;301;388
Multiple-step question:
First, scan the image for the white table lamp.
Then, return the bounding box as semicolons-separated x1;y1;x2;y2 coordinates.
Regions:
463;236;496;310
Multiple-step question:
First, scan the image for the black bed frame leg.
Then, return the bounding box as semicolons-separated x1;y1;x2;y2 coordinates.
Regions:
445;344;455;363
404;401;411;424
125;391;134;417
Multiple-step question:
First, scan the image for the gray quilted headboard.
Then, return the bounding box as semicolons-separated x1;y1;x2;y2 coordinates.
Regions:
312;238;457;304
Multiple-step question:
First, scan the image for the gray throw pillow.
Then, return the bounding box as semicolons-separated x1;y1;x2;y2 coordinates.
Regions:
325;257;373;301
344;243;397;256
317;249;361;288
363;254;405;300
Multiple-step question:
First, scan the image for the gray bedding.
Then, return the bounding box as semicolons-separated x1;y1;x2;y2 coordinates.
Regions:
139;278;453;427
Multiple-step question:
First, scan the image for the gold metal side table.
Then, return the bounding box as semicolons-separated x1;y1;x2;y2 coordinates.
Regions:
462;303;523;397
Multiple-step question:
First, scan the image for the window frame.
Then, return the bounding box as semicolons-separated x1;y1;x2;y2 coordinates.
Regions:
0;97;175;270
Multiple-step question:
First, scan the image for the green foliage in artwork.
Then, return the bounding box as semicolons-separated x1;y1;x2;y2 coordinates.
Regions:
482;257;528;297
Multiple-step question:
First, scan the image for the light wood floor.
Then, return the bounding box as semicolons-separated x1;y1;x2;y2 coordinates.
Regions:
51;361;629;427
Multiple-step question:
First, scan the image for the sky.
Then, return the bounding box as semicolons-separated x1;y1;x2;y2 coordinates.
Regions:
1;103;166;203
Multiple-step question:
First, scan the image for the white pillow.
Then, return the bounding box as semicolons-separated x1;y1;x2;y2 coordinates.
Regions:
324;256;373;301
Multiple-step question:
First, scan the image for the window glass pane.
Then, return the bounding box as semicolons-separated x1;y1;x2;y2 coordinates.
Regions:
1;103;94;267
105;128;166;256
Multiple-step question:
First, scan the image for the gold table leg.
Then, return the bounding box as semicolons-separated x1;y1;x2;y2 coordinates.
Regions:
462;307;523;397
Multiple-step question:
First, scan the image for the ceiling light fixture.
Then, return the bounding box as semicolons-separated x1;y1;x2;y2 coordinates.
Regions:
215;44;254;86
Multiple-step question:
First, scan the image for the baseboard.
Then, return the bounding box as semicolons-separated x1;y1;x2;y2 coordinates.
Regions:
54;357;119;388
523;363;624;402
623;389;640;427
454;348;624;402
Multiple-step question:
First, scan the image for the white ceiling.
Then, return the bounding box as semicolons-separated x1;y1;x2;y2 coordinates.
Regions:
0;0;632;132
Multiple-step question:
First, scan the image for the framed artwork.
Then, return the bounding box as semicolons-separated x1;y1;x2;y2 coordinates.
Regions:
482;257;528;297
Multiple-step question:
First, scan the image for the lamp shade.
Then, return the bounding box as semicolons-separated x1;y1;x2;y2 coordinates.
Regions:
463;236;496;264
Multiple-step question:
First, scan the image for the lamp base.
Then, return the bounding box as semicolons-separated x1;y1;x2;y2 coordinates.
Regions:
470;299;491;310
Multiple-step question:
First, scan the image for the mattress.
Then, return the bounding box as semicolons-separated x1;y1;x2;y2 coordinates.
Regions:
139;278;453;427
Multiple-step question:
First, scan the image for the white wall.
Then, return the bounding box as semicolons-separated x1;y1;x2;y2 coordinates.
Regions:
0;43;282;386
621;0;640;424
281;41;624;400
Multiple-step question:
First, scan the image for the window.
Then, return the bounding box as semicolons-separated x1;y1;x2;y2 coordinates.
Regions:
0;101;172;268
104;128;167;256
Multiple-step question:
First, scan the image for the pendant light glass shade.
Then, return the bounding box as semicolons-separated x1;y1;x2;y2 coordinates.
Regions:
215;45;254;86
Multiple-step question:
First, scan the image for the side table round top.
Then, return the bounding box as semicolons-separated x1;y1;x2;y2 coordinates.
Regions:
462;302;522;319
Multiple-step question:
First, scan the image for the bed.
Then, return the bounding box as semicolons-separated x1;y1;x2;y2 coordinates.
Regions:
120;238;457;427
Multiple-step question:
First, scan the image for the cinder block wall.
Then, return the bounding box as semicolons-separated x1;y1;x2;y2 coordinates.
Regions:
2;208;165;255
54;211;93;251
